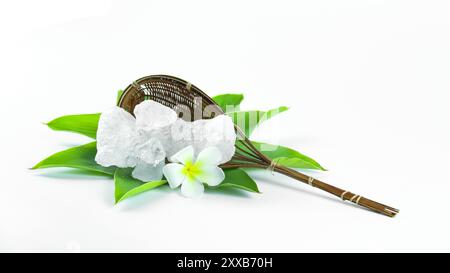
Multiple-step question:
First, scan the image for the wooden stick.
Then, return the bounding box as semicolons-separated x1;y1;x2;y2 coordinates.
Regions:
274;164;399;217
221;163;399;217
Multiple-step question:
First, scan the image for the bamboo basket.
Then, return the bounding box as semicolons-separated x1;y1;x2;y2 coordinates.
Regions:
118;75;399;217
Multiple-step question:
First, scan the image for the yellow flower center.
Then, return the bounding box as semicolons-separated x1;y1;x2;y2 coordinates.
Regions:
182;161;202;181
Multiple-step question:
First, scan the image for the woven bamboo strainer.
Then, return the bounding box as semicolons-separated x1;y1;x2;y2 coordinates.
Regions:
118;75;399;217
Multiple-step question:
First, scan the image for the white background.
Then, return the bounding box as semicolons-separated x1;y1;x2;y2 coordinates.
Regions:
1;0;449;252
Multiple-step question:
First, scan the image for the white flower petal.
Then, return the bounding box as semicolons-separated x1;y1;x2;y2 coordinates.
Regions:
134;100;178;131
162;163;185;188
195;146;222;166
132;161;164;182
181;179;204;198
195;165;225;186
192;115;236;164
95;107;138;168
169;145;194;164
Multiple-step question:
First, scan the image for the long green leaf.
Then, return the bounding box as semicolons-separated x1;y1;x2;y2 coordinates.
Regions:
252;141;326;171
32;142;116;175
46;113;101;139
212;93;244;112
116;89;124;105
216;168;260;193
228;106;288;137
114;168;167;204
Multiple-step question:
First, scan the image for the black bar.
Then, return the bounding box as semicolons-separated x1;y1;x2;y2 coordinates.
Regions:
0;253;447;272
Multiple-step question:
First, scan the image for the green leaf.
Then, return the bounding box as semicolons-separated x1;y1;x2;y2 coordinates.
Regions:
46;113;101;139
116;89;124;105
212;93;244;113
31;142;116;175
251;141;326;171
228;106;289;137
114;168;167;204
216;168;260;193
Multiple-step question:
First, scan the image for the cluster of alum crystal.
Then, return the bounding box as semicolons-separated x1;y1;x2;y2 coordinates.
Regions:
95;100;236;182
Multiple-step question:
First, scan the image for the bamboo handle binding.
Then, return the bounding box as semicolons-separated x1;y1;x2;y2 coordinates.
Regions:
274;165;399;217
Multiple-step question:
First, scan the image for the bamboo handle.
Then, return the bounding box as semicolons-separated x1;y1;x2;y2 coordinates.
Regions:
274;165;399;217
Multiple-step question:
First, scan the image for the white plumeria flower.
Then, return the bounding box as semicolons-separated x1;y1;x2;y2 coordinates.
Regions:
163;145;225;198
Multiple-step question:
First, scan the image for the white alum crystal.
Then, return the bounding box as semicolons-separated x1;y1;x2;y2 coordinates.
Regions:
132;161;165;182
131;138;166;182
165;119;192;157
95;107;138;168
134;100;178;131
134;138;166;165
95;100;237;182
192;115;236;164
